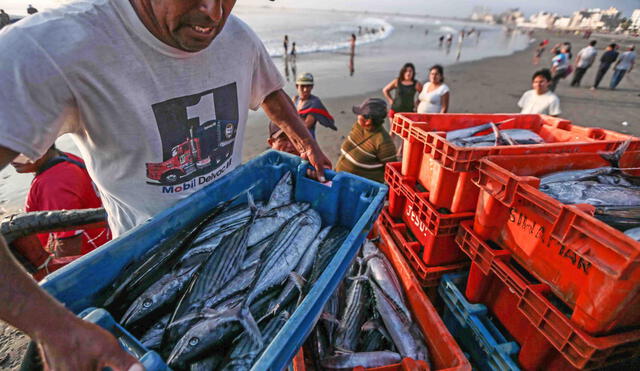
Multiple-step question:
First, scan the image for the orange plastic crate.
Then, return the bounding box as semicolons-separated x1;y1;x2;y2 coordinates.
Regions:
391;113;636;213
378;207;469;292
456;221;640;370
473;152;640;335
292;219;471;371
385;162;474;266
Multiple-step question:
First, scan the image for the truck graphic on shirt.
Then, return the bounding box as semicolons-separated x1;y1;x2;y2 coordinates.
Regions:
146;120;236;185
145;84;239;186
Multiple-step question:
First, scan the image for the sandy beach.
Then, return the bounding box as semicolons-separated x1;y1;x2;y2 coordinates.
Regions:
1;23;640;369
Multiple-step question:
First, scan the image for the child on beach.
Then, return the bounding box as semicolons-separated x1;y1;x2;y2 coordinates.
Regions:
292;72;336;138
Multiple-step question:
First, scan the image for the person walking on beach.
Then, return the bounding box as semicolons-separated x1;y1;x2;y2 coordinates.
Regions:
571;40;597;87
533;40;547;65
283;34;289;57
591;43;619;90
417;65;450;114
382;63;423;120
549;45;570;91
0;0;331;369
10;144;111;259
27;4;38;14
518;69;561;116
609;46;636;90
350;33;356;55
0;9;10;30
336;98;397;183
292;72;336;138
290;41;297;62
438;35;444;47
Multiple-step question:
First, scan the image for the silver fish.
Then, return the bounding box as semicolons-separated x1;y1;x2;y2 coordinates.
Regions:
139;313;170;350
458;129;544;145
597;174;633;187
445;120;510;142
539;167;615;185
335;269;368;352
190;355;224;371
369;277;429;361
266;171;294;210
240;209;322;344
120;263;200;326
541;181;640;206
268;226;332;315
220;310;290;371
247;202;310;246
362;241;411;321
321;351;402;369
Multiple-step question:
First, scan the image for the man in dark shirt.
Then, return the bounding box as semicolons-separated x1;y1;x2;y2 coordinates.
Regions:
591;43;619;90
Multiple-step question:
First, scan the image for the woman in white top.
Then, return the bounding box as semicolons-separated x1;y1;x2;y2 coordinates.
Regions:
417;65;450;113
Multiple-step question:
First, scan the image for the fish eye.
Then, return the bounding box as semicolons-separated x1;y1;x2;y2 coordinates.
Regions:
142;298;153;308
153;322;164;329
189;337;199;346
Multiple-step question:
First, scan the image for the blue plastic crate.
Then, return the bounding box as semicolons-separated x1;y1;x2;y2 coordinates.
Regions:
39;150;387;371
79;307;170;370
439;273;521;371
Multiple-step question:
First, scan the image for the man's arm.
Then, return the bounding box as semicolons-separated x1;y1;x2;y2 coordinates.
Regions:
261;89;332;181
0;146;141;371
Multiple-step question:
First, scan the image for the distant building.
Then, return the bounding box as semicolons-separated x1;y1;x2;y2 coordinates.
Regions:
528;11;558;29
631;9;640;30
554;17;572;29
568;7;621;31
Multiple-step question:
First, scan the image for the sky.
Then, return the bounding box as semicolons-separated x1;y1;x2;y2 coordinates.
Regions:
1;0;638;18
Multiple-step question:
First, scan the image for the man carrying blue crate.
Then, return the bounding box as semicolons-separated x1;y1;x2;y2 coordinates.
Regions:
0;0;331;369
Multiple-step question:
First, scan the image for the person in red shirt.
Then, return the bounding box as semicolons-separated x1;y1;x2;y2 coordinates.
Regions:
11;144;110;257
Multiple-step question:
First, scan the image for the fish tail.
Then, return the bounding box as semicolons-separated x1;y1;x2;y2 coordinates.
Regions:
602;138;632;168
238;304;264;347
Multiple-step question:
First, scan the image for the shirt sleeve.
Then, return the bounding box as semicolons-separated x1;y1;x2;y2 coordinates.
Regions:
0;27;74;160
517;91;527;109
441;84;450;95
248;27;286;110
548;95;561;116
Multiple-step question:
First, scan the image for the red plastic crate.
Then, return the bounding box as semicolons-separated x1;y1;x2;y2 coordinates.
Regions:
292;219;471;371
456;220;640;370
473;152;640;335
385;162;474;266
378;207;469;294
391;113;637;213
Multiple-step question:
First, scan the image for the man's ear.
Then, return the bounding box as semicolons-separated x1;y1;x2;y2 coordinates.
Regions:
267;138;274;147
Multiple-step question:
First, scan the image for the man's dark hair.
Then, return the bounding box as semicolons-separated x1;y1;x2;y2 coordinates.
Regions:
532;69;552;82
609;43;617;49
589;40;597;46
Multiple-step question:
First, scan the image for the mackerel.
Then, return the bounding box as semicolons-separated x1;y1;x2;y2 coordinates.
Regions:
268;226;332;315
139;313;170;350
266;171;294;210
445;121;508;141
539;167;615;185
625;227;640;241
334;268;368;352
306;226;350;291
190;355;224;371
240;209;322;342
247;202;310;246
458;129;544;145
220;310;291;371
362;241;411;320
369;277;429;361
321;351;402;369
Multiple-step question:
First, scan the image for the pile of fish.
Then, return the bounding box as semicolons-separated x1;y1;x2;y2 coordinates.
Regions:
301;239;430;370
446;119;545;148
537;139;640;240
102;172;349;370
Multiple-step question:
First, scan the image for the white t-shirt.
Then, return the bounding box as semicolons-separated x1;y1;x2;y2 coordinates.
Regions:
576;46;597;68
518;90;561;116
616;51;636;71
0;0;285;237
417;83;450;113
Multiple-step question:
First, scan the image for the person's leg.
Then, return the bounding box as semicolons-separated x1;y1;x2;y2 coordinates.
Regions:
593;66;606;88
571;68;586;86
550;71;562;91
609;69;626;89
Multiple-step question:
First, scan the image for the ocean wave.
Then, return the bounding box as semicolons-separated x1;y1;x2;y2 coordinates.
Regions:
266;17;394;57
